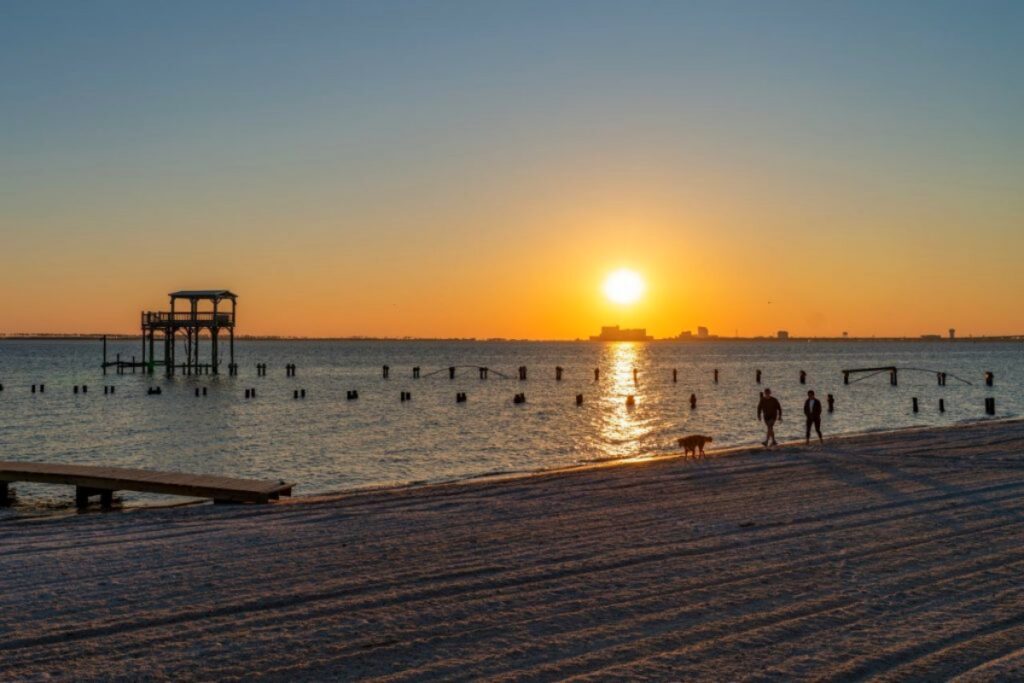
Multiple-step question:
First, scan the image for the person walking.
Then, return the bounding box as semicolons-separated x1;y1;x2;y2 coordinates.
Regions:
758;388;782;447
804;390;823;444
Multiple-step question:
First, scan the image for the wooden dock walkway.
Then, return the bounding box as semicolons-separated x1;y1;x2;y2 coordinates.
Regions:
0;462;293;509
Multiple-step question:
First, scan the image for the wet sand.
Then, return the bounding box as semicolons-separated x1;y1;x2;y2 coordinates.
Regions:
3;420;1024;680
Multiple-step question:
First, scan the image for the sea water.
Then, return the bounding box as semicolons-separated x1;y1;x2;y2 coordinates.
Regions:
0;339;1020;513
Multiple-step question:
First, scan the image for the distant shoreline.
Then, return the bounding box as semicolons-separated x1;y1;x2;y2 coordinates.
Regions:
1;334;1022;343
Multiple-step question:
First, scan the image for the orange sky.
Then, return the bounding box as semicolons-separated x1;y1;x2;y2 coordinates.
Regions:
4;3;1023;338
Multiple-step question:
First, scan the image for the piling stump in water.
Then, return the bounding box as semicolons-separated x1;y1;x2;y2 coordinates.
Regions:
755;369;761;384
594;368;600;381
625;395;636;407
690;394;697;410
714;369;719;384
827;394;835;413
986;397;996;415
939;399;945;413
513;393;526;404
382;365;390;379
555;366;563;381
576;394;583;406
912;397;919;413
518;366;527;381
413;367;420;379
799;370;806;384
672;369;677;383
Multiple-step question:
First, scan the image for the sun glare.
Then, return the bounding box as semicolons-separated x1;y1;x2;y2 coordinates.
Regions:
603;269;645;305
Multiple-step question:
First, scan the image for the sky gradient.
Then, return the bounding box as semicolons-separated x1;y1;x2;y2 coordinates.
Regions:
3;1;1022;338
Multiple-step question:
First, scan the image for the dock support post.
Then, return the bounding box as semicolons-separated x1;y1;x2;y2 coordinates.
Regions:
755;369;761;384
103;335;108;373
594;368;600;381
672;369;677;383
912;397;919;413
714;368;719;384
100;490;113;510
939;398;945;413
0;481;9;506
75;486;90;510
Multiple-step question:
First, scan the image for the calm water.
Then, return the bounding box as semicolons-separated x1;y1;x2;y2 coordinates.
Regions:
1;339;1020;513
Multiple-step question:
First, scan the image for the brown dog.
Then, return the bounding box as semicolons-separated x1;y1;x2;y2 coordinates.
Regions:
677;434;713;457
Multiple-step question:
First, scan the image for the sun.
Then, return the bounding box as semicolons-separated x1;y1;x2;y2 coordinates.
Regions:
603;269;645;305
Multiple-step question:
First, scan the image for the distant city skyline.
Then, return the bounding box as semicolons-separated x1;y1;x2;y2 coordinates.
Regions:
3;1;1022;338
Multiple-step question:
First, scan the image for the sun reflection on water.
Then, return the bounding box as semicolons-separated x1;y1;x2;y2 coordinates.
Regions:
598;342;657;460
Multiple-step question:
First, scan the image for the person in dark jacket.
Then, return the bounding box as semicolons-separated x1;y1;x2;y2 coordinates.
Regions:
757;388;782;447
804;390;823;444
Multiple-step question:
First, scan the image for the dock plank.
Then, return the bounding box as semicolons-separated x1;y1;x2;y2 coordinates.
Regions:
0;462;292;506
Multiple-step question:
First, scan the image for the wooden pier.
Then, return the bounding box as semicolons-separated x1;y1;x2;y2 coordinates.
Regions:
103;289;237;376
0;462;292;509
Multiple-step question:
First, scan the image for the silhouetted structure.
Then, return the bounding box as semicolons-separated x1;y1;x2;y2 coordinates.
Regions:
589;325;653;342
134;290;237;376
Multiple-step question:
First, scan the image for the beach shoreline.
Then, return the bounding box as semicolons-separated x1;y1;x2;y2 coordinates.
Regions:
5;418;1024;680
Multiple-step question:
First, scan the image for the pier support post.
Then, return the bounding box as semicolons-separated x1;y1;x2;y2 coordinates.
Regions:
555;366;563;381
799;370;806;384
714;369;719;384
986;398;996;415
383;365;390;379
0;481;9;506
912;397;919;413
672;369;677;383
449;366;456;380
594;368;600;381
939;399;945;413
827;394;835;413
755;369;761;384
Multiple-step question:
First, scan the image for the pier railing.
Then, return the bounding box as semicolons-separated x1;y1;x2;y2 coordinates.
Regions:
142;311;234;326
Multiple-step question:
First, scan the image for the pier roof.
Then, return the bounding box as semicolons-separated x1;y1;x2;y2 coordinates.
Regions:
169;289;237;299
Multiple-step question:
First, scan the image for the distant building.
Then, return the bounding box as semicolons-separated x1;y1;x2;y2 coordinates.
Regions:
777;330;789;340
697;326;709;338
589;325;653;342
677;330;693;339
949;328;956;340
921;334;942;341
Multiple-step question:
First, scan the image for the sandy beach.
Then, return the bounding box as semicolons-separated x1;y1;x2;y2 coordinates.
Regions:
4;420;1024;681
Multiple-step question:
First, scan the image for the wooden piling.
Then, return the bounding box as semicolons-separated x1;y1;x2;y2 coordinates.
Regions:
827;394;834;413
576;394;583;406
799;370;806;384
555;366;563;381
672;369;677;383
912;397;918;413
755;369;761;384
939;398;945;413
689;393;697;410
714;369;719;384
